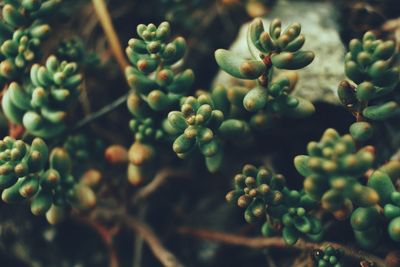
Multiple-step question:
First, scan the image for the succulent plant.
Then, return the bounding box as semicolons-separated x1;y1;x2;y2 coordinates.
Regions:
168;94;224;171
226;164;322;245
313;246;344;267
384;192;400;242
0;6;398;265
226;164;286;223
0;0;60;85
125;21;194;111
338;31;400;143
2;55;82;138
280;190;322;245
0;136;95;224
294;128;377;219
126;91;163;139
214;18;315;120
47;147;96;214
350;206;382;250
370;169;400;242
0;136;48;192
216;18;314;76
168;93;250;172
211;84;274;132
338;31;399;122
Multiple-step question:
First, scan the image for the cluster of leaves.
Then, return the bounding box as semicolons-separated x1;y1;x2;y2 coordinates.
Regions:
0;1;102;225
384;191;400;242
313;246;344;267
222;18;400;262
226;126;400;251
0;0;59;85
169;93;253;172
125;21;193;111
226;127;400;251
215;18;315;121
350;167;400;249
0;136;95;224
125;19;319;176
0;0;84;138
124;20;400;259
226;164;322;245
125;22;253;173
0;4;398;265
338;31;399;142
294;130;400;249
294;128;377;219
124;21;193;183
2;56;82;137
339;31;399;121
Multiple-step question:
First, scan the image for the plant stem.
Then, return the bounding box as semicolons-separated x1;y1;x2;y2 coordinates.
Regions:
72;93;128;132
356;100;368;122
264;250;278;267
131;168;190;205
75;217;120;267
132;206;146;267
92;0;129;73
258;55;273;87
177;227;387;267
89;208;186;267
123;216;185;267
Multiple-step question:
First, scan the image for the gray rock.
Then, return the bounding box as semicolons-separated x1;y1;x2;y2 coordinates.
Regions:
213;0;346;105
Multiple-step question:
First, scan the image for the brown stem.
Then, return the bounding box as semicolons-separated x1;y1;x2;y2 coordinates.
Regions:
292;251;313;267
92;0;129;73
258;55;272;87
264;250;278;267
8;123;25;139
131;168;190;205
132;206;147;267
123;216;185;267
75;217;120;267
356;101;368;122
86;207;186;267
177;227;386;267
79;80;92;116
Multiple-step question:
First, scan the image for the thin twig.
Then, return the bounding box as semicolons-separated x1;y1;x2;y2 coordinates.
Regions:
83;208;185;267
177;227;386;267
291;251;312;267
264;250;278;267
92;0;129;73
72;93;128;132
123;216;185;267
79;80;92;116
132;168;190;205
132;234;144;267
75;217;120;267
132;206;147;267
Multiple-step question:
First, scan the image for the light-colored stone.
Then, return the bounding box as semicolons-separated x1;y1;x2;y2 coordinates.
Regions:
213;0;345;105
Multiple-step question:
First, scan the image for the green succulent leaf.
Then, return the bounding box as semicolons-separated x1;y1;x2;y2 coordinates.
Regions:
215;49;266;79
